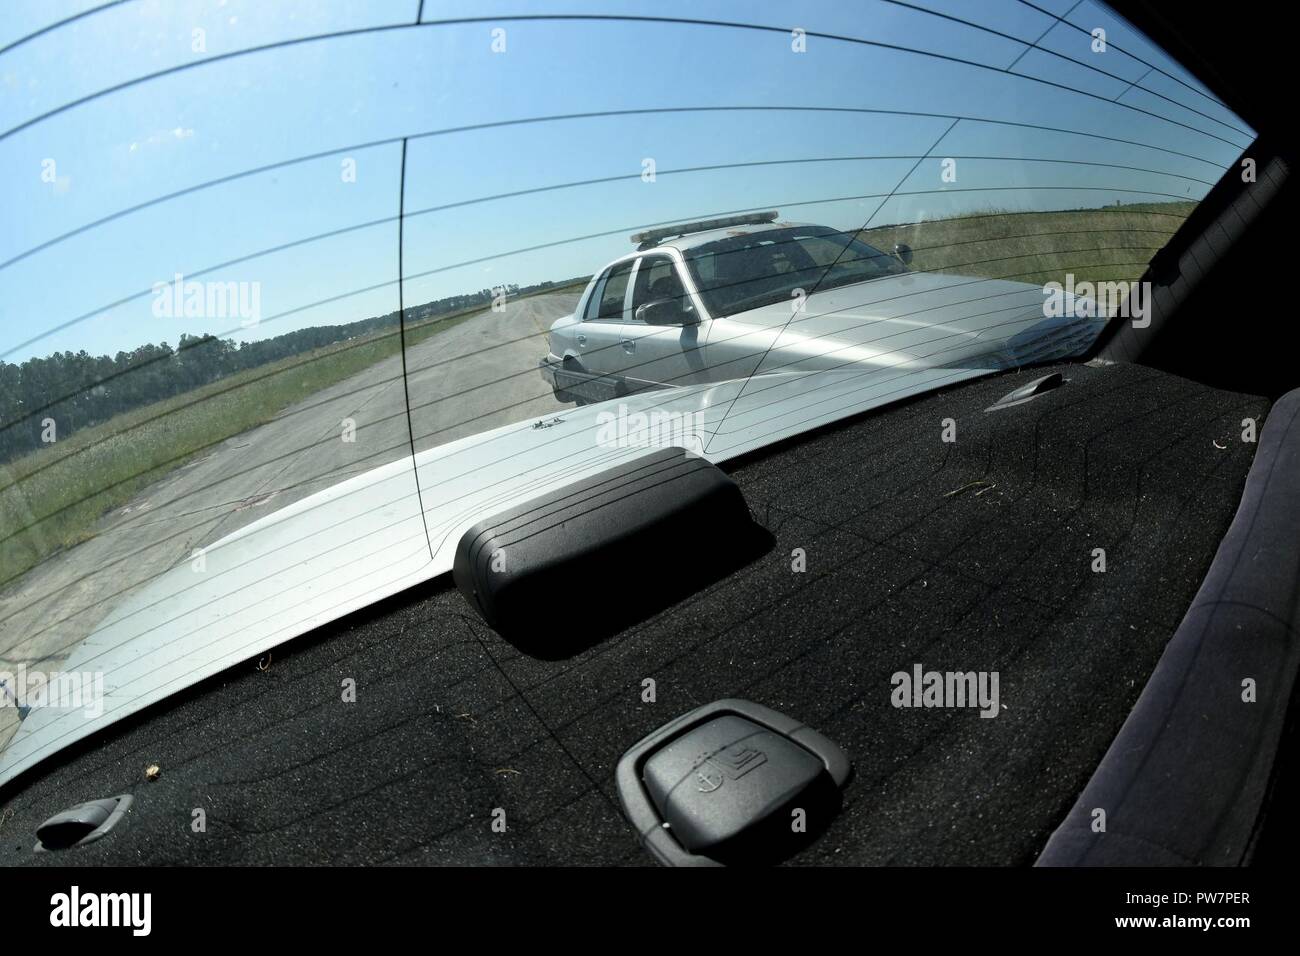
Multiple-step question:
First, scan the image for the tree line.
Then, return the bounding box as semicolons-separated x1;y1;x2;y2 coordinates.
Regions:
0;279;579;465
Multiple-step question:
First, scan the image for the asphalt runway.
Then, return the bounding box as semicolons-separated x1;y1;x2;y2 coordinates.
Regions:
0;292;578;747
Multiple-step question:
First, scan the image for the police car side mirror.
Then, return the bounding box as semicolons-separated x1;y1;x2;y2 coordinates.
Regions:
636;298;698;326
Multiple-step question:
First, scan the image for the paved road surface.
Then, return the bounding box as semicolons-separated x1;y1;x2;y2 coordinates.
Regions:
0;292;577;748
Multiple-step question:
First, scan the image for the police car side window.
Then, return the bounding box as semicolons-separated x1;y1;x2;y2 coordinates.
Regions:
583;267;612;321
596;261;634;320
631;256;686;313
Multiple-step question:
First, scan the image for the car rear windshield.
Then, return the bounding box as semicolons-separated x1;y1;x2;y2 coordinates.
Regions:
684;227;908;318
0;0;1256;786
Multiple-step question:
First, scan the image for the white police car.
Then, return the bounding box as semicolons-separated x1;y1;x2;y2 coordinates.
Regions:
540;211;1102;404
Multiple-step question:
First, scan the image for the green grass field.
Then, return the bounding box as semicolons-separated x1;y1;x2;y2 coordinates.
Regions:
859;201;1192;288
0;203;1189;593
0;304;487;590
0;278;595;590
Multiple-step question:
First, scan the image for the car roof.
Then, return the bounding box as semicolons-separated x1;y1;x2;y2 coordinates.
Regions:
655;220;820;253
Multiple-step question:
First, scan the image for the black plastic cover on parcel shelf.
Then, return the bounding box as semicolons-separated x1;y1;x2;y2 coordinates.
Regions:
452;447;758;650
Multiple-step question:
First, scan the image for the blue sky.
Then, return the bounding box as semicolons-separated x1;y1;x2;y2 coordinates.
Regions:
0;0;1252;362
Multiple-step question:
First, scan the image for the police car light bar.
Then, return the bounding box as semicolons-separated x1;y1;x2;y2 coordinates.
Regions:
631;211;779;249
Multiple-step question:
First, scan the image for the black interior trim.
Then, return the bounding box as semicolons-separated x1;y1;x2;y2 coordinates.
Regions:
1037;387;1300;866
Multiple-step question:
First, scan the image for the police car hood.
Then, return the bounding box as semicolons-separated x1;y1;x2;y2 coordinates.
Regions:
725;272;1103;373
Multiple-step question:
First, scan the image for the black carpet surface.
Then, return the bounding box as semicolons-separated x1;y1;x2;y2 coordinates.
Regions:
0;361;1268;866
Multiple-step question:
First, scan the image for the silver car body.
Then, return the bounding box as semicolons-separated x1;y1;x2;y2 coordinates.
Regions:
541;221;1102;398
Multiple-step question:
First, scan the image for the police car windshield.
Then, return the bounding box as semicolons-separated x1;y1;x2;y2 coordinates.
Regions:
684;228;907;318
